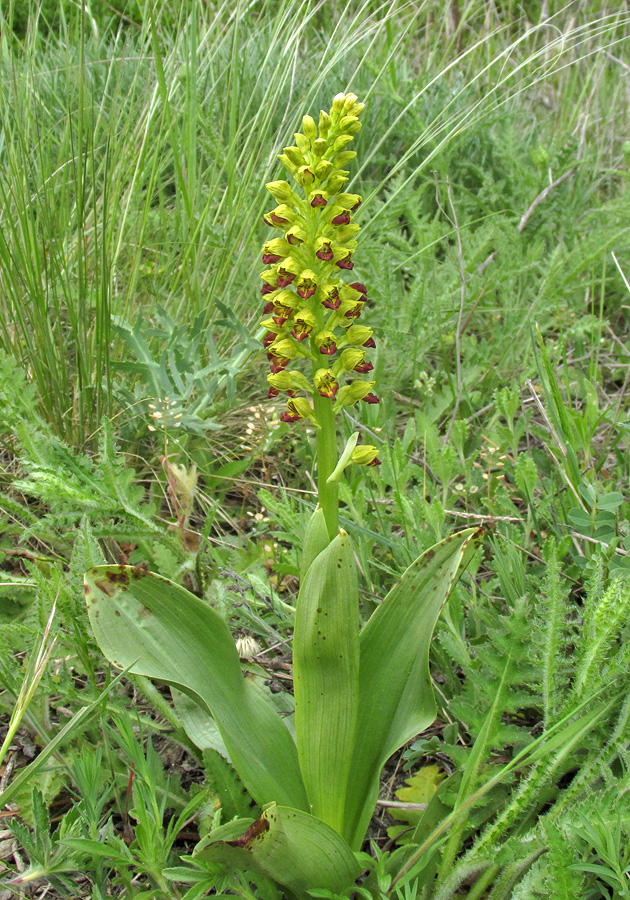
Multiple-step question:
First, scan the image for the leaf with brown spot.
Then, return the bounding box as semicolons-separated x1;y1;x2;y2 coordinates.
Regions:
84;566;307;811
195;803;360;900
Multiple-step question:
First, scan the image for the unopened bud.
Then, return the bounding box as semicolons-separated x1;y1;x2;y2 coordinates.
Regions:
345;100;365;117
331;93;347;113
278;154;298;174
334;151;357;168
302;115;318;141
342;93;359;113
283;146;305;167
312;138;328;158
326;172;349;193
339;115;362;135
296;132;311;152
332;134;354;152
315;160;333;179
266;180;300;205
318;110;332;136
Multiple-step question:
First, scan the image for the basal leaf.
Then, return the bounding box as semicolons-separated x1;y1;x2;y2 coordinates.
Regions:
293;531;359;837
84;566;308;812
345;528;482;848
300;506;331;581
194;803;360;900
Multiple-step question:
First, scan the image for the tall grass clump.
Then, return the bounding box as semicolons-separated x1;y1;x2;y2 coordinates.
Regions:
0;1;627;446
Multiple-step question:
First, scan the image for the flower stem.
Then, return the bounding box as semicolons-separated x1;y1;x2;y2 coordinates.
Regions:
313;391;339;540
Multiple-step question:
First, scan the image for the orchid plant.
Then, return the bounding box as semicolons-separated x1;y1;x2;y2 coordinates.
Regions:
85;94;481;900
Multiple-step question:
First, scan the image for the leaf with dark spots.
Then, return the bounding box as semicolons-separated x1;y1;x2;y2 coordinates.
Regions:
194;804;360;900
84;565;307;812
91;566;147;597
345;527;483;849
229;815;270;848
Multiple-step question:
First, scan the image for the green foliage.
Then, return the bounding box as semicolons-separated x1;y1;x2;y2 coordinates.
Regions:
391;542;630;899
1;3;630;899
110;303;258;445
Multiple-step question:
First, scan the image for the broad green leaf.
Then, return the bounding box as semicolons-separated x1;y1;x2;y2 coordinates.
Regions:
597;492;624;510
293;531;359;836
195;803;360;900
172;666;296;754
568;509;592;529
300;506;331;581
172;687;229;756
345;528;482;849
85;566;308;812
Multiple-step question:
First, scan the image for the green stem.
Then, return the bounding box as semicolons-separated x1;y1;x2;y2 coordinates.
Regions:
313;391;339;540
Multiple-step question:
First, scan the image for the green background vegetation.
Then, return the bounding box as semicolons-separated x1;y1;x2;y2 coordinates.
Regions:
0;1;630;897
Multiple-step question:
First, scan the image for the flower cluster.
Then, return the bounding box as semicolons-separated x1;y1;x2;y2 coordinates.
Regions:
260;93;379;464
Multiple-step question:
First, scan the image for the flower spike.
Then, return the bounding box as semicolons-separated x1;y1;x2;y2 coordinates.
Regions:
259;92;379;480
